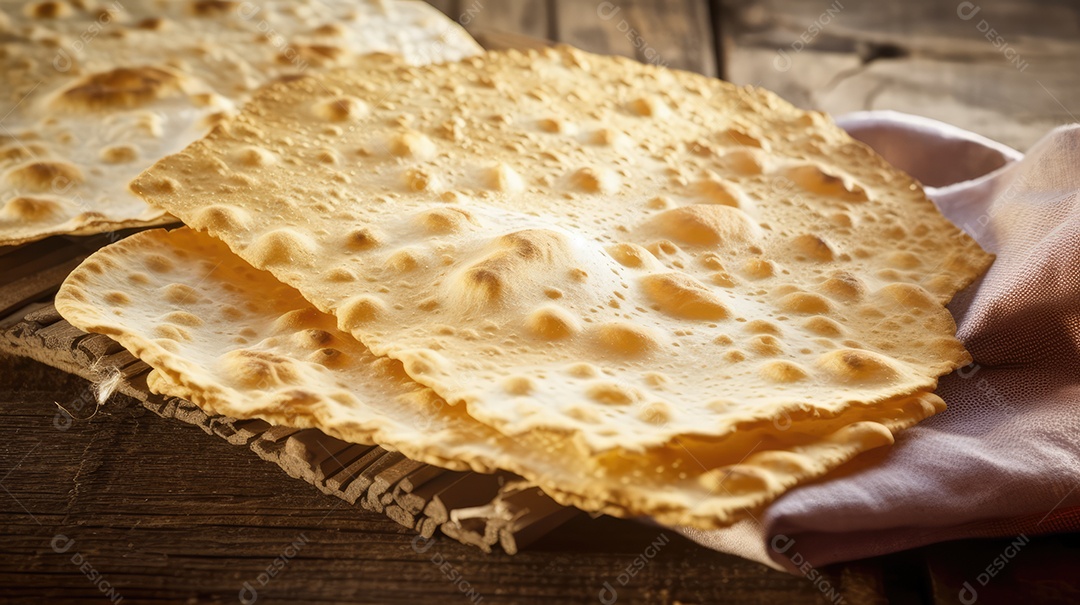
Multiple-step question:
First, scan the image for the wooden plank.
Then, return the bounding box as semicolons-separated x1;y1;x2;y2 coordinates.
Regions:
922;534;1080;605
34;320;90;353
0;243;23;258
280;430;355;484
623;0;717;75
322;446;393;504
172;399;214;434
21;303;62;326
723;0;1078;46
0;258;83;318
423;471;512;528
553;0;640;62
423;0;458;19
553;0;717;75
470;28;553;52
832;558;890;605
394;464;454;515
385;503;417;528
366;457;425;512
2;358;850;604
72;332;126;367
720;0;1080;150
219;418;272;446
0;238;85;285
355;451;409;511
498;486;581;555
709;0;726;78
0;301;53;331
464;0;551;40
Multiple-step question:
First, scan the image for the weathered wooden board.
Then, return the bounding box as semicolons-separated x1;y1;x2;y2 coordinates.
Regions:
5;355;1077;604
1;354;850;604
554;0;718;76
719;0;1080;150
426;0;719;76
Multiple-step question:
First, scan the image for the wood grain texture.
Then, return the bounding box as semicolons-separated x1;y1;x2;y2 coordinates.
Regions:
422;0;459;18
463;0;552;40
424;0;551;42
719;0;1080;150
4;358;1073;605
430;0;718;75
0;356;836;605
553;0;718;75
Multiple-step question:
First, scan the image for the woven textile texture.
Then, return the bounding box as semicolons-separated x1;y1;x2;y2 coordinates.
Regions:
679;111;1080;571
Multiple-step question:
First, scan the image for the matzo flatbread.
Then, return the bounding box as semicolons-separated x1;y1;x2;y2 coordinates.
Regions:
131;47;991;452
56;227;945;528
0;0;480;246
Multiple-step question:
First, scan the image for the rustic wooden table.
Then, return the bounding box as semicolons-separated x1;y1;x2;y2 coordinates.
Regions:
4;1;1080;603
5;355;1080;604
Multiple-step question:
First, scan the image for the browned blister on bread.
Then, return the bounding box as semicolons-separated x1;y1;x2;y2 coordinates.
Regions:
57;227;946;528
130;48;991;453
0;0;480;246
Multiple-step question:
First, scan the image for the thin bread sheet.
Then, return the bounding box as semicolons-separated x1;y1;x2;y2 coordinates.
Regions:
130;48;990;452
57;227;945;528
0;0;480;246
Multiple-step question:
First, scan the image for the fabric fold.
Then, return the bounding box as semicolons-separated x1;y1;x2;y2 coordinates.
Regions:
678;112;1080;571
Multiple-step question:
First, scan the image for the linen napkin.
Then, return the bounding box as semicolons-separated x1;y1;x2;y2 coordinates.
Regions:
679;111;1080;571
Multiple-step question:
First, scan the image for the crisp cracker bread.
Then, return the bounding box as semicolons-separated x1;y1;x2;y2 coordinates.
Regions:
0;0;480;246
131;47;990;452
56;227;945;528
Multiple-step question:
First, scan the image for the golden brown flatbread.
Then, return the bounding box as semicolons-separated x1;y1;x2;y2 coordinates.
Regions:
0;0;480;246
130;48;990;452
56;227;945;528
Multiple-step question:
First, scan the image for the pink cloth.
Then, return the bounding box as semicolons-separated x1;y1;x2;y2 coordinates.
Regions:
679;111;1080;571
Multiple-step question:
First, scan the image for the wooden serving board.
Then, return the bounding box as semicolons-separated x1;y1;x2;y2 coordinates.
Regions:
0;229;579;554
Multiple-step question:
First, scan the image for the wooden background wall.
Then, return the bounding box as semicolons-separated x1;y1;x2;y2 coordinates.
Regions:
426;0;1079;150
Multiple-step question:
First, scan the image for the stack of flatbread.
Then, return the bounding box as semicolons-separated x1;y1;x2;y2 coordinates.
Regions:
27;3;993;529
0;0;479;245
